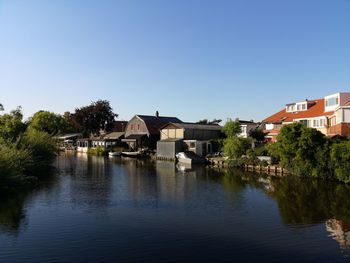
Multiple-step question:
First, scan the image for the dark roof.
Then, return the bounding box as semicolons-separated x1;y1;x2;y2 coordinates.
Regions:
112;121;128;132
160;122;222;131
137;115;183;135
239;120;256;124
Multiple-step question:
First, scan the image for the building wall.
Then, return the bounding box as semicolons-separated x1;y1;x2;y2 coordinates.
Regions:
77;147;89;153
125;116;149;137
160;127;220;141
327;123;350;137
156;140;184;158
238;123;257;138
160;128;184;140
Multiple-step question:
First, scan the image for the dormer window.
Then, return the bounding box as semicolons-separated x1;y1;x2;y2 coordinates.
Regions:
325;97;339;107
286;101;308;112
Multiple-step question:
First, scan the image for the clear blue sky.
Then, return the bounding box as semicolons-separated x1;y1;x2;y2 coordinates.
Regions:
0;0;349;122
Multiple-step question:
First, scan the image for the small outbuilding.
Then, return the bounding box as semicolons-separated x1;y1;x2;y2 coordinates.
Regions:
157;122;223;158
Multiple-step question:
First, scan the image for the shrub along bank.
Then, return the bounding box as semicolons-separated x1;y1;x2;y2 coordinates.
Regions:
0;107;57;189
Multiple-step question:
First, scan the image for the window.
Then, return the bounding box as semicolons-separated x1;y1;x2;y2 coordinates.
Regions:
286;105;295;112
302;104;306;110
137;124;140;130
131;124;134;130
190;142;195;148
326;97;339;107
297;104;301;111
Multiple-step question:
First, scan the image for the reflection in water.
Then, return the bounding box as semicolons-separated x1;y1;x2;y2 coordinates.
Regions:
0;193;27;233
266;176;350;225
1;154;350;262
0;177;57;234
326;219;350;254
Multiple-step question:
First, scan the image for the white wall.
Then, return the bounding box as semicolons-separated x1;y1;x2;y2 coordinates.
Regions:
344;108;350;123
265;124;274;130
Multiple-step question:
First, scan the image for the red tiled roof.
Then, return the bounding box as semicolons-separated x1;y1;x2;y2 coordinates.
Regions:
263;99;334;123
346;101;350;106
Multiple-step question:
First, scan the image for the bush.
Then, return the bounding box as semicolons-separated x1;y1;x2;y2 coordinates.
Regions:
331;141;350;183
87;146;107;156
223;136;251;159
0;145;33;187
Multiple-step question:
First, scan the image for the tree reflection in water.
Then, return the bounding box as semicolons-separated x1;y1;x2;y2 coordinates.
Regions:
0;175;57;234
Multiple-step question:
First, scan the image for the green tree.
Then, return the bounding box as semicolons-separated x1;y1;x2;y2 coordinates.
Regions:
331;141;350;183
223;136;251;159
222;119;241;137
249;127;267;142
267;123;332;178
28;111;73;135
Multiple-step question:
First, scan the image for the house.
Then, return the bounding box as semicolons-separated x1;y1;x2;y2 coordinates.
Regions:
263;92;350;141
122;112;182;150
77;138;92;153
54;133;82;150
157;122;223;159
237;120;258;138
77;132;125;153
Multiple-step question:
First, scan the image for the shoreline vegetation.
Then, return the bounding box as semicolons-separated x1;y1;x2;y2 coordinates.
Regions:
0;110;57;191
1;100;350;191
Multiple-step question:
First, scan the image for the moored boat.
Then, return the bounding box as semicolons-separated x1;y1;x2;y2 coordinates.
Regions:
108;152;121;157
121;151;142;158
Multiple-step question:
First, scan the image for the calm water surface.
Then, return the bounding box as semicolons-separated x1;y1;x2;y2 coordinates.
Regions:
1;153;350;262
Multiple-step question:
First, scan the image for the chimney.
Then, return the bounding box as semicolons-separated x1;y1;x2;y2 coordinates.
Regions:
155;111;159;118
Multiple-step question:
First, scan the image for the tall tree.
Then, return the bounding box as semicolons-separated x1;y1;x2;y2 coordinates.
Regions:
69;100;117;135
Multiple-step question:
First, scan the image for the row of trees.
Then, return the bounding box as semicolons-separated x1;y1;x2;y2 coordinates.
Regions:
2;100;118;137
0;100;118;189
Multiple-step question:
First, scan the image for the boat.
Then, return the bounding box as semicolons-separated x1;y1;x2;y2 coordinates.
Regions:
176;151;206;164
108;151;121;157
175;152;193;164
121;151;142;158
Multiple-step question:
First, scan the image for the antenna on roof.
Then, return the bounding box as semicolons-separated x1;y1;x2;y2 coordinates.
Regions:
155;111;159;118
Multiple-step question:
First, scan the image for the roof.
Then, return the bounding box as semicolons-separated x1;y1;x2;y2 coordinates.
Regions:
112;121;128;132
123;134;147;140
263;98;334;123
159;138;183;142
136;115;183;135
54;133;82;140
239;120;256;124
160;122;222;131
103;132;125;140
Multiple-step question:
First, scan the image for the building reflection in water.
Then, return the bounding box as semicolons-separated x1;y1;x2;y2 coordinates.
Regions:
57;152;114;210
326;219;350;254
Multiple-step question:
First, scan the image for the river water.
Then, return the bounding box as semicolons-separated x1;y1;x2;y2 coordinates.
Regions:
1;153;350;262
